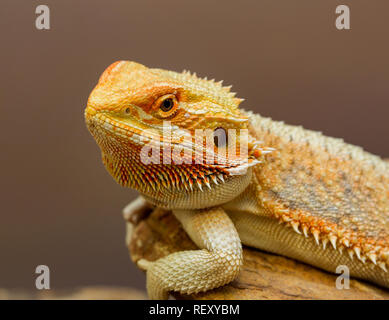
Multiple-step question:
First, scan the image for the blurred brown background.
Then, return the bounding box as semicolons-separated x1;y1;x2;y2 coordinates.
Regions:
0;0;388;293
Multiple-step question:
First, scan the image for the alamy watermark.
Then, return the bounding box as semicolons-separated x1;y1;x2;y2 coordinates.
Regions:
34;5;351;32
335;265;350;289
335;5;351;30
35;5;50;30
35;265;50;290
137;121;252;170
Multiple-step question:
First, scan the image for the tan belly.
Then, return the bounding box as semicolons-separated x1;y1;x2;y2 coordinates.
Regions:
226;210;389;289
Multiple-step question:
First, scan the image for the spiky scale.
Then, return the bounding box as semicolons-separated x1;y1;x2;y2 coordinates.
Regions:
291;221;301;234
322;238;328;249
329;235;337;250
312;230;320;245
354;247;362;261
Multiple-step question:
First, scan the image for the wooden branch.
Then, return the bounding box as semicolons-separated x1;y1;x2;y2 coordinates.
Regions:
127;208;389;300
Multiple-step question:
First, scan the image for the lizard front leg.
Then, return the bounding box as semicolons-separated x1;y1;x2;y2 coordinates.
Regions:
137;207;243;299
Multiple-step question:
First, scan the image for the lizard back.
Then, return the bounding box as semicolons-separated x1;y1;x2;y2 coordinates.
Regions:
245;110;389;269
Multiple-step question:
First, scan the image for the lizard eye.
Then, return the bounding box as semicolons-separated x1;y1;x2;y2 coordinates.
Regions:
153;94;178;118
160;97;174;112
213;127;228;148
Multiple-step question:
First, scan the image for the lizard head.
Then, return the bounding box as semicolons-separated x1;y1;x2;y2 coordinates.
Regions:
85;61;268;209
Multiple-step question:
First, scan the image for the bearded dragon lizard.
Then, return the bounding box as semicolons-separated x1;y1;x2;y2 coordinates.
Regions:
85;61;389;299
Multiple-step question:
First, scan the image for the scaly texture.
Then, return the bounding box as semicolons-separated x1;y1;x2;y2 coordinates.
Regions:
85;61;389;299
128;208;389;300
248;114;389;271
138;208;242;299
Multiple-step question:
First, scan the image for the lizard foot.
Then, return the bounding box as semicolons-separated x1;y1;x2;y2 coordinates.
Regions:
140;208;243;300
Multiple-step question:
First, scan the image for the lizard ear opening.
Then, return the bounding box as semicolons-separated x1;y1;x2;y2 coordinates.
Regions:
213;127;228;148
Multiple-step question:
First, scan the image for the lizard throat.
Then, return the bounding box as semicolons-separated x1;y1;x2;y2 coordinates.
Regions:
85;111;255;204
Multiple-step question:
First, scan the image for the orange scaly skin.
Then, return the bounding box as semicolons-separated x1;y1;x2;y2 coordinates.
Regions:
85;61;389;299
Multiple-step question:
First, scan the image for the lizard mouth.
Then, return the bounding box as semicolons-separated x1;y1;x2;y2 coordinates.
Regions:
85;106;148;143
86;106;260;170
85;106;263;196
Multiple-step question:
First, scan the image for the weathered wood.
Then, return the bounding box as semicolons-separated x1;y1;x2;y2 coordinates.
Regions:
128;208;389;300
